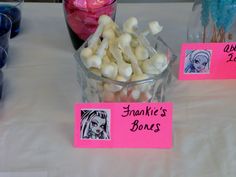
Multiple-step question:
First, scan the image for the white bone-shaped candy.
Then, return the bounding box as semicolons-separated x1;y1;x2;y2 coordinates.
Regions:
116;75;129;82
142;60;161;75
101;62;118;79
84;38;108;69
109;40;132;79
139;21;163;55
123;17;157;56
80;47;93;60
102;28;116;40
142;21;163;36
150;53;168;72
88;15;112;48
96;38;109;58
86;55;102;69
104;22;122;36
118;33;142;75
90;38;101;53
135;46;149;60
97;39;118;79
141;53;168;74
102;55;111;63
131;38;139;48
123;17;138;34
118;33;149;83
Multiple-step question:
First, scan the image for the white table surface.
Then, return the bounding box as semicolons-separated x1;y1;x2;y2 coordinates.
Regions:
0;2;236;177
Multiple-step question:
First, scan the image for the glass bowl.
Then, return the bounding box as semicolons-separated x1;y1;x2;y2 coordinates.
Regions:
74;36;177;102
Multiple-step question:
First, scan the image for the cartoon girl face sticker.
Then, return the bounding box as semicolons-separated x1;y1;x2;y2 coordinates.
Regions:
184;50;211;74
193;55;208;72
81;110;110;140
89;115;106;136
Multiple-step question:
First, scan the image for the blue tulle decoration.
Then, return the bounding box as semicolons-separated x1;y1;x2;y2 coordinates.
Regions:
201;0;236;32
209;1;218;26
224;1;236;31
201;0;209;27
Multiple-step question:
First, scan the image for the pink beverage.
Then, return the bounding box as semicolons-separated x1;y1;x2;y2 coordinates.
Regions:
64;0;117;49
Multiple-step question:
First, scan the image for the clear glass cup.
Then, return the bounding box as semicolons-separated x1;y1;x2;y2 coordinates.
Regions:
63;0;117;50
0;0;23;38
0;13;11;68
74;37;177;103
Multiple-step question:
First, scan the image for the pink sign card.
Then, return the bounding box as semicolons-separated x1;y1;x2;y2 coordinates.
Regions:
179;42;236;80
74;102;173;148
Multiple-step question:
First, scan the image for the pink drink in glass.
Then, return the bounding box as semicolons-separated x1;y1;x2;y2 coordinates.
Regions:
64;0;117;49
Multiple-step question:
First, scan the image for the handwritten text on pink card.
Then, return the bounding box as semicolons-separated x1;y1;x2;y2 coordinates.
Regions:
179;42;236;80
74;102;173;148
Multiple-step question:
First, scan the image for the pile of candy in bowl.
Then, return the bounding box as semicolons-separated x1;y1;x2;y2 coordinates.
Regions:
74;15;176;102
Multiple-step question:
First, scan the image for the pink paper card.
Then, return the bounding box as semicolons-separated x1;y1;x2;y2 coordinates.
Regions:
74;102;173;148
179;42;236;80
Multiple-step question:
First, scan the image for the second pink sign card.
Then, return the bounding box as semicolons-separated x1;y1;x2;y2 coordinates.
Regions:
179;42;236;80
